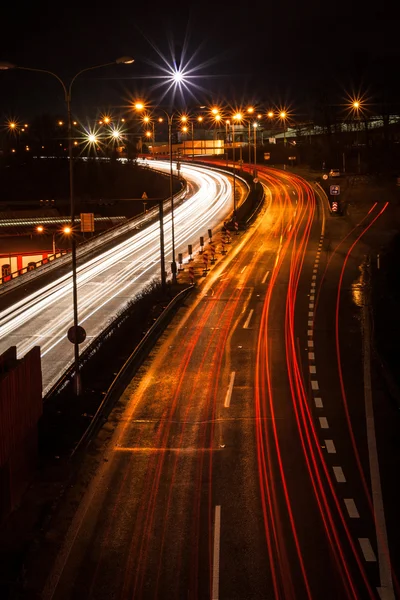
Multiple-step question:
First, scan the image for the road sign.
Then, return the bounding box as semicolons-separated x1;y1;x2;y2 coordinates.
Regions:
330;185;340;195
80;213;94;232
322;174;329;180
67;325;86;345
264;152;270;160
141;192;148;199
332;201;338;212
253;178;259;183
288;156;296;160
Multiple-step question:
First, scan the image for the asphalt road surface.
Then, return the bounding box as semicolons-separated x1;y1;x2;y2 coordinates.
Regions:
0;160;243;394
25;167;399;599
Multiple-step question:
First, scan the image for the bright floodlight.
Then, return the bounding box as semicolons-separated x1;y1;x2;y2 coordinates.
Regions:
36;225;44;233
280;111;287;119
111;130;120;139
172;70;184;83
63;226;72;234
9;122;16;129
267;111;274;118
353;101;360;109
88;134;97;143
233;113;242;121
135;102;145;111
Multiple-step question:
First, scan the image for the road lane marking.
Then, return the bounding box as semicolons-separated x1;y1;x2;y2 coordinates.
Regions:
240;265;247;274
308;340;314;347
308;321;313;327
310;365;316;374
344;499;360;518
313;268;317;274
325;439;336;453
312;275;317;280
363;289;394;597
261;270;270;284
243;309;254;329
308;311;314;317
314;397;323;408
359;538;377;562
319;416;329;428
224;372;236;408
308;352;315;360
310;294;315;301
212;506;221;600
309;303;314;309
311;380;319;390
311;282;316;288
333;466;346;482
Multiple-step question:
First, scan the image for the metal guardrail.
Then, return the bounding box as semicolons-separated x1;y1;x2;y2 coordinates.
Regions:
70;285;193;457
0;182;187;293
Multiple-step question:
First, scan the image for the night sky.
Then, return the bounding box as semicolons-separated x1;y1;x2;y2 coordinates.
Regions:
1;1;399;121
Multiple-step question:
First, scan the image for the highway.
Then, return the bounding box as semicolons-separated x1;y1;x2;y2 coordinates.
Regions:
0;160;240;394
30;167;398;599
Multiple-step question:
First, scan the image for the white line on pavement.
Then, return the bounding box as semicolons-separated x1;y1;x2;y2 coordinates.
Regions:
363;291;394;597
325;439;336;453
314;397;323;408
333;466;346;483
261;270;270;284
344;499;360;518
243;309;254;329
224;372;236;408
359;538;377;562
212;506;221;600
319;416;329;429
311;380;319;390
310;365;316;374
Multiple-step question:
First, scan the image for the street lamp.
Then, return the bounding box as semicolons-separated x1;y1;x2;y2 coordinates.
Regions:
253;121;258;177
1;56;134;396
246;107;255;164
279;110;287;145
232;112;242;216
36;224;71;255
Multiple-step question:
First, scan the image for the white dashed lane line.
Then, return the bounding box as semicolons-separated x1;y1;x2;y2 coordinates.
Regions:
359;538;377;562
319;416;329;429
325;439;336;454
344;499;360;519
333;466;346;483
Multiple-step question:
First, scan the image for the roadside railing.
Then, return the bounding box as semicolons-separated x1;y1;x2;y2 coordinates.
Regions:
0;182;187;293
70;285;193;457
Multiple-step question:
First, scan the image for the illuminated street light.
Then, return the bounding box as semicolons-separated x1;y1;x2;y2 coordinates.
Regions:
58;120;64;126
279;110;288;144
0;55;134;396
267;111;274;118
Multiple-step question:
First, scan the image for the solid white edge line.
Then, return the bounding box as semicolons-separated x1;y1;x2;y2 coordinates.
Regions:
212;506;222;600
243;309;254;329
363;291;394;596
224;371;236;408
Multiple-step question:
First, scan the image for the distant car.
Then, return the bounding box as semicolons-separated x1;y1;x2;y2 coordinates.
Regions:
329;169;340;177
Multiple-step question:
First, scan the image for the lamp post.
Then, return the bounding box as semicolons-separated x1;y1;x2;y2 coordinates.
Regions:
1;56;134;395
279;110;287;145
232;112;242;216
253;122;258;178
246;107;255;165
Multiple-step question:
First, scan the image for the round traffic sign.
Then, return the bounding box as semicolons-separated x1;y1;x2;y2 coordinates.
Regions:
67;325;86;345
322;174;328;180
253;178;259;183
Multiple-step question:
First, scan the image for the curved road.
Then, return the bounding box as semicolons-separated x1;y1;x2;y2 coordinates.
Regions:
0;161;244;394
21;166;399;599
